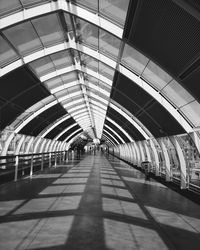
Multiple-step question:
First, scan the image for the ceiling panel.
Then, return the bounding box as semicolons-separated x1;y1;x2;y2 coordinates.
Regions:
125;0;200;78
105;119;130;143
3;21;43;56
0;66;49;130
59;125;82;141
20;103;67;136
45;117;77;139
107;106;145;141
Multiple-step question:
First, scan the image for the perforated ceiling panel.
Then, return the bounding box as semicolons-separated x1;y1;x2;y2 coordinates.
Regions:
125;0;200;79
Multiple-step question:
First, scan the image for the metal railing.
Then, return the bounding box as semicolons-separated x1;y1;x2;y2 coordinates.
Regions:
0;151;67;184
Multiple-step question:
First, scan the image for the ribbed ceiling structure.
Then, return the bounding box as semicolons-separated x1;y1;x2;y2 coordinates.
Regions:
0;0;200;150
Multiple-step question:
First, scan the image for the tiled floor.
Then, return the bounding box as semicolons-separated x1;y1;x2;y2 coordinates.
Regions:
0;153;200;250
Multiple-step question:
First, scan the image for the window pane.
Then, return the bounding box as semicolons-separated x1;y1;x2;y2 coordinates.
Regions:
75;17;98;49
67;85;81;94
32;13;64;47
50;50;73;70
0;36;19;66
21;0;50;8
0;0;22;17
99;62;115;80
99;0;130;27
3;21;42;56
29;57;54;77
180;101;200;127
61;72;78;84
121;44;149;75
142;61;172;90
71;0;98;12
44;77;62;89
162;80;194;108
80;53;98;72
99;29;121;59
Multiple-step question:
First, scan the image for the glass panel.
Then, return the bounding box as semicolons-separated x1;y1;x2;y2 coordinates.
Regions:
71;108;88;116
21;0;50;8
86;76;111;92
44;77;62;89
0;36;19;66
99;29;121;59
163;137;180;180
67;85;81;94
54;89;70;99
51;50;73;70
75;17;98;49
3;21;42;56
0;0;22;17
29;56;54;77
72;0;98;12
62;97;84;110
180;101;200;127
32;13;64;47
121;44;149;75
162;80;194;108
99;62;115;80
61;72;78;83
178;134;200;187
99;0;130;27
80;53;98;72
142;60;172;90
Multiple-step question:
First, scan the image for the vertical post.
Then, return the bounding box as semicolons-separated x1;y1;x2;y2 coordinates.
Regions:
49;152;52;168
65;151;68;162
41;153;44;171
59;152;62;164
54;152;57;167
62;151;65;162
14;155;19;182
160;141;171;182
30;154;34;178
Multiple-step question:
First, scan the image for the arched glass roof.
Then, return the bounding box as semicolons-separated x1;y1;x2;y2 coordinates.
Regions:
0;0;200;148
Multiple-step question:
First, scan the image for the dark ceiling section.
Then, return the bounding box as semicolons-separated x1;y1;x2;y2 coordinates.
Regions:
137;101;185;137
20;103;67;136
105;119;130;143
45;117;78;140
59;125;81;141
124;0;200;100
110;72;185;137
107;106;145;141
0;66;50;130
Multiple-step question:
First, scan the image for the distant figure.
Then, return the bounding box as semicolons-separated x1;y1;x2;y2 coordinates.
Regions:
144;162;150;180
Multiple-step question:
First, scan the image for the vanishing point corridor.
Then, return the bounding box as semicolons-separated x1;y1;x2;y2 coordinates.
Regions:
0;153;200;250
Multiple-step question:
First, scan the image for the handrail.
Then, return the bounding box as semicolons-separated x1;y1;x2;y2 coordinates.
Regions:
0;151;68;183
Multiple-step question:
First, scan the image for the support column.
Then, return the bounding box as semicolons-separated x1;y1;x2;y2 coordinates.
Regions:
174;138;187;189
160;140;171;182
150;139;160;176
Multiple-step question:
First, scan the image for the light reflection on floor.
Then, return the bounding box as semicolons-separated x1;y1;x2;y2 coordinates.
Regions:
145;206;200;233
104;218;168;250
0;155;200;250
0;200;25;216
122;176;167;188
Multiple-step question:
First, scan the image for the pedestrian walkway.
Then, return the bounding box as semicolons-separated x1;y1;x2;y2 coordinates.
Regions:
0;153;200;250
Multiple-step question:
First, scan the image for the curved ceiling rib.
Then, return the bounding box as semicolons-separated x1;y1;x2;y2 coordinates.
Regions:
104;124;125;144
101;134;115;147
0;37;193;134
1;0;200;152
103;129;120;145
0;1;123;37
